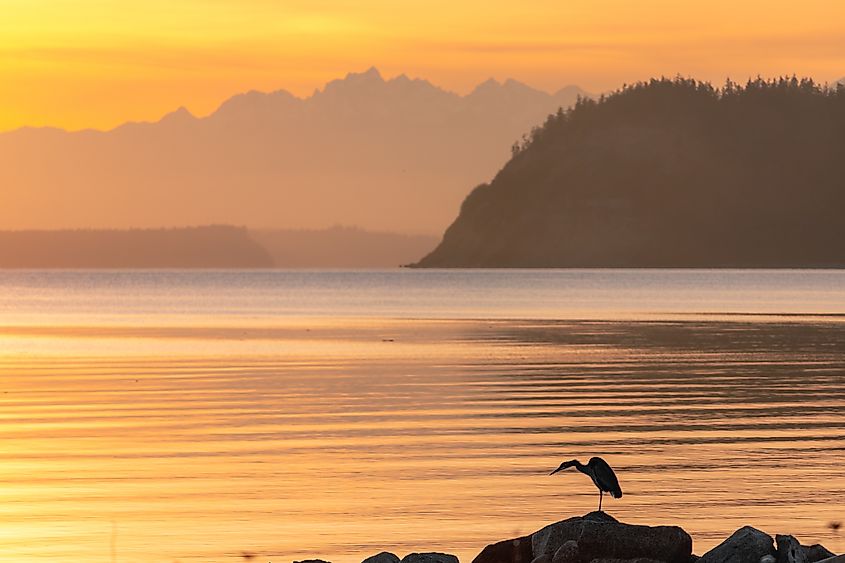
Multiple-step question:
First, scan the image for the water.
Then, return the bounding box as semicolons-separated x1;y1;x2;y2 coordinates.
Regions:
1;270;844;562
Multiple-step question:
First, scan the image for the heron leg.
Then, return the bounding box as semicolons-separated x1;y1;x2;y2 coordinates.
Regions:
598;490;603;511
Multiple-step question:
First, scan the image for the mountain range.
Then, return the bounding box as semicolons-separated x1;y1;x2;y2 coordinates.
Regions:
0;68;588;235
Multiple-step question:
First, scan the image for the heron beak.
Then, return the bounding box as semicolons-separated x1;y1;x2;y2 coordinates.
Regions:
550;467;562;475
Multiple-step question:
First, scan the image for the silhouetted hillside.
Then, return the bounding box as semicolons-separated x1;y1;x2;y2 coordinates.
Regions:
0;68;588;234
252;227;437;268
0;226;273;268
414;77;845;268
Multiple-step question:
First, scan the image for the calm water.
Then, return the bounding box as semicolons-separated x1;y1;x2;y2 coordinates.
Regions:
0;270;844;562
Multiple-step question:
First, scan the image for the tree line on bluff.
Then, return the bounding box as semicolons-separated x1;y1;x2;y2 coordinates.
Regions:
414;76;845;268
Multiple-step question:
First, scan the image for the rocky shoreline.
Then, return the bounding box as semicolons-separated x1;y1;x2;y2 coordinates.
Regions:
296;511;842;563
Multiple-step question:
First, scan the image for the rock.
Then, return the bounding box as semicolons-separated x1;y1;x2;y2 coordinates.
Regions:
472;536;533;563
763;557;776;563
813;558;845;563
587;559;666;563
532;512;617;559
530;556;551;563
363;553;401;563
698;526;775;563
552;541;579;563
401;553;459;563
582;511;620;524
532;516;586;559
803;546;836;563
530;511;690;563
578;520;692;563
776;535;808;563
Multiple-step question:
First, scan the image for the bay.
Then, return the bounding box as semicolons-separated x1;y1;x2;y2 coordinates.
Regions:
0;269;843;562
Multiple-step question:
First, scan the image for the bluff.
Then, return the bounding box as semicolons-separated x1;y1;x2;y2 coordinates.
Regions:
413;77;845;268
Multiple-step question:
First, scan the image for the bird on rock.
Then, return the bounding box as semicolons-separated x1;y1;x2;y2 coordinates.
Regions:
550;457;622;511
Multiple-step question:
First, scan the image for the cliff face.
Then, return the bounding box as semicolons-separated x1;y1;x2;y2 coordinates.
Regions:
414;77;845;268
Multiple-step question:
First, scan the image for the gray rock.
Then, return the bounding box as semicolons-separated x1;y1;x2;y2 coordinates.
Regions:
552;540;579;563
532;512;617;559
698;526;775;563
802;546;836;563
578;520;691;563
363;553;401;563
813;557;845;563
587;559;666;563
776;535;808;563
531;511;690;563
530;556;551;563
532;516;585;560
401;553;459;563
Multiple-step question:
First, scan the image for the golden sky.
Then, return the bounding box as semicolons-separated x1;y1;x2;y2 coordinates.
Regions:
2;0;845;131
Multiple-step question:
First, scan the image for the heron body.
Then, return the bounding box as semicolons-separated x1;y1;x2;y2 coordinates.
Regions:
550;456;622;511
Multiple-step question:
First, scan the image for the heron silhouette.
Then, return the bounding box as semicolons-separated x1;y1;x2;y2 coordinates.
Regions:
550;457;622;511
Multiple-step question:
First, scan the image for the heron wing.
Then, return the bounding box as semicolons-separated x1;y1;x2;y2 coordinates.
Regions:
590;457;623;498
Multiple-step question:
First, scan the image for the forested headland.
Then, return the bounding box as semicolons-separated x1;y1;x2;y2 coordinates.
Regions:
414;77;845;268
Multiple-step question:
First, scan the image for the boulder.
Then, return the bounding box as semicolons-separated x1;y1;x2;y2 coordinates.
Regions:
552;540;579;563
530;511;691;563
532;512;617;559
530;556;551;563
472;536;533;563
401;553;459;563
698;526;775;563
776;535;808;563
577;520;692;563
587;559;666;563
363;553;401;563
813;557;845;563
803;546;836;563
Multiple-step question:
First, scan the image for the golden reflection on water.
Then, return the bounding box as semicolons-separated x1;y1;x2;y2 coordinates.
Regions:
0;318;844;562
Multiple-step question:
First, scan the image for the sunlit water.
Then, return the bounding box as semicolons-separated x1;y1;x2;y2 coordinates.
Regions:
0;270;844;562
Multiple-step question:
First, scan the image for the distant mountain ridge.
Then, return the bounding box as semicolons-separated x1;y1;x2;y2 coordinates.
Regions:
414;77;845;268
0;68;589;235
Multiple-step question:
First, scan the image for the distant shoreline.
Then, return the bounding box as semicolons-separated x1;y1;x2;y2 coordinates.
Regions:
0;225;438;269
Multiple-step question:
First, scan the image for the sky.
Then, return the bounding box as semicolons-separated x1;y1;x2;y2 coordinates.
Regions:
2;0;845;131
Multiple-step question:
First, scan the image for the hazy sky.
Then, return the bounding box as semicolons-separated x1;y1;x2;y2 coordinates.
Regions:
3;0;845;131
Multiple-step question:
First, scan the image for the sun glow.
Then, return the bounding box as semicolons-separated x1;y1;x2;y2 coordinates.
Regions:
1;0;845;131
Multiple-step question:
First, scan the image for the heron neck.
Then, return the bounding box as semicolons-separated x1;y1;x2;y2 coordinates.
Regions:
574;461;592;476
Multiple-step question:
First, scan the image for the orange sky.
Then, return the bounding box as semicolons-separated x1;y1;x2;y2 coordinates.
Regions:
2;0;845;131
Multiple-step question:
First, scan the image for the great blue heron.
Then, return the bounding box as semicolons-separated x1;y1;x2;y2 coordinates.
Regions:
550;457;623;511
